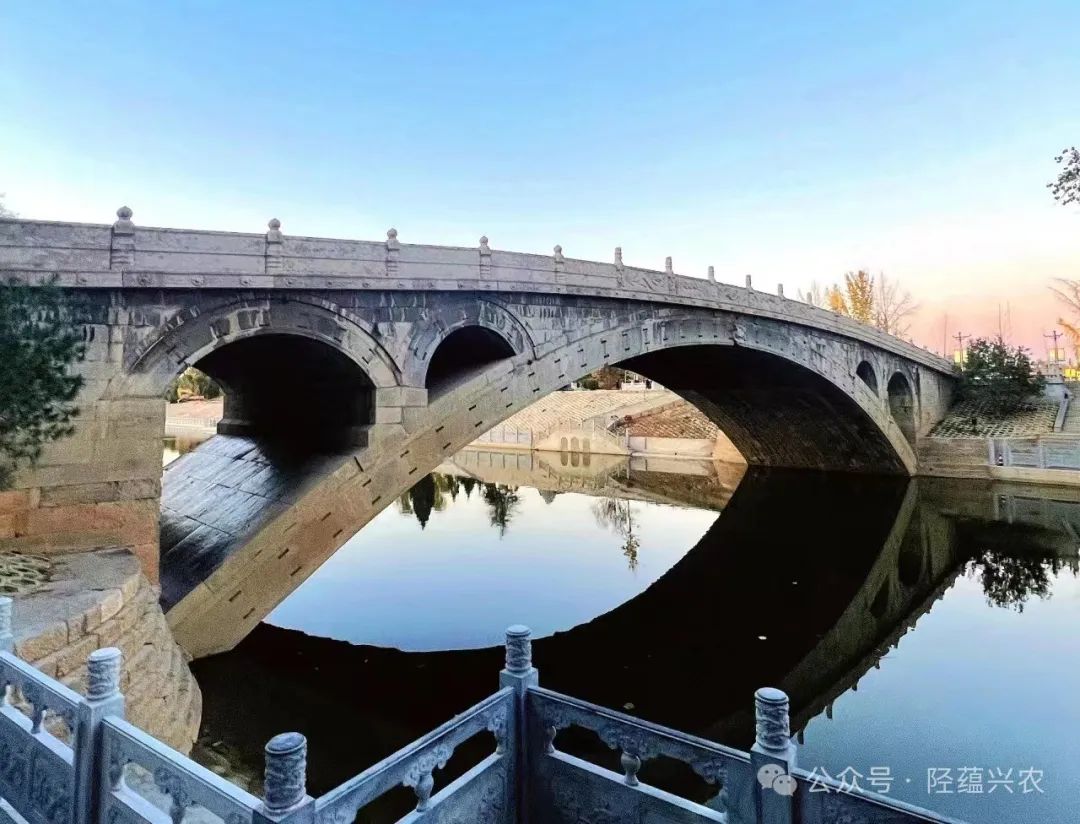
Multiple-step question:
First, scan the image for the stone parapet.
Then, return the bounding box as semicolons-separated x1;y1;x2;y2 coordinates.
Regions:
0;215;954;374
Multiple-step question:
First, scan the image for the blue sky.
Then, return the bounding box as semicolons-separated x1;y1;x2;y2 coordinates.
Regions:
2;2;1079;349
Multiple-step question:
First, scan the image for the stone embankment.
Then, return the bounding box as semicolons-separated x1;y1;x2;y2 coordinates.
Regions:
920;394;1080;485
8;547;201;753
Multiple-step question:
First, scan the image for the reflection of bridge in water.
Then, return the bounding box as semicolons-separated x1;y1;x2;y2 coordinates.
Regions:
192;461;1080;796
438;449;747;511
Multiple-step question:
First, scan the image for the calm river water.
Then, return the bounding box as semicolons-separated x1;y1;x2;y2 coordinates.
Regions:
166;434;1080;824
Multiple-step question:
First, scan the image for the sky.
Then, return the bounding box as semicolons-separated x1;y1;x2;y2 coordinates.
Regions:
2;1;1079;356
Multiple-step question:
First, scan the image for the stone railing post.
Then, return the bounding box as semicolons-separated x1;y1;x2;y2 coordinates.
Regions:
777;283;784;298
74;648;124;824
110;207;135;270
479;236;492;278
266;219;283;274
707;265;715;283
553;245;564;276
386;228;400;278
751;687;796;824
256;733;314;824
614;247;624;287
0;596;12;653
745;273;753;290
500;625;538;824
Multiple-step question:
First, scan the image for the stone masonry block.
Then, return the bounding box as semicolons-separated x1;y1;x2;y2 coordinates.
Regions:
16;621;69;662
36;631;102;678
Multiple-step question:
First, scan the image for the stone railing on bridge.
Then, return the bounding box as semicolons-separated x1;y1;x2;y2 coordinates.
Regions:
0;601;965;824
0;212;952;375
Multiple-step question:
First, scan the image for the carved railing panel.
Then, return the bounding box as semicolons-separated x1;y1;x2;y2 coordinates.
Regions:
527;687;755;824
535;751;726;824
795;769;970;824
314;687;513;824
395;754;509;824
0;654;81;745
0;653;79;824
100;717;259;824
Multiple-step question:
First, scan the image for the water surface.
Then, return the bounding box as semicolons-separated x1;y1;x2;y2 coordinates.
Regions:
184;447;1080;824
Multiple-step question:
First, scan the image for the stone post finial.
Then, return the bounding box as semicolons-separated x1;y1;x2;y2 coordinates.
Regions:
263;732;308;814
553;245;564;273
614;247;624;270
753;687;792;757
504;625;532;674
87;647;122;700
665;256;673;275
386;228;400;277
265;219;283;274
0;596;12;654
113;206;134;233
745;273;753;290
110;207;135;270
479;235;490;251
777;283;784;298
707;265;716;283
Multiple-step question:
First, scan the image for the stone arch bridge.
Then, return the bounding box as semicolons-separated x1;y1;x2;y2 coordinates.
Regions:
0;211;956;656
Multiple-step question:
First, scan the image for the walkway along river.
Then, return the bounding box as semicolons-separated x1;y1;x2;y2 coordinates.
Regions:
163;438;1080;824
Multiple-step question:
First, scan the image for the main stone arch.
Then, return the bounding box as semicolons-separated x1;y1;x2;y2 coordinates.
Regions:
163;298;932;656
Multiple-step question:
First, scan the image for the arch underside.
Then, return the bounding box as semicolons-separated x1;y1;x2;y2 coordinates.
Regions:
621;346;906;474
160;303;923;656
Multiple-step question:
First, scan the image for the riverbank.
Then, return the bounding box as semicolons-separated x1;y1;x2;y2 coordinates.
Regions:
8;546;201;752
918;394;1080;486
165;393;746;461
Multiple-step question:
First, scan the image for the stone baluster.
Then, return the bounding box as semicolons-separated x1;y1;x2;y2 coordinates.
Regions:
621;750;642;787
745;273;753;290
257;733;313;824
75;648;125;824
707;265;716;283
751;687;796;824
500;625;538;823
265;219;283;275
386;228;400;278
479;236;492;277
553;245;564;274
110;207;135;270
0;596;12;654
778;283;785;298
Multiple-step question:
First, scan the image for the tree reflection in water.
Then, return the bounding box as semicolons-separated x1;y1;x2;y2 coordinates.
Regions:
591;497;641;571
966;548;1079;612
481;482;520;536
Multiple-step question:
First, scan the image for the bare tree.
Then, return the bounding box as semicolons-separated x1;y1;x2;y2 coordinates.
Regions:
0;195;13;218
798;281;826;307
1050;279;1080;356
874;273;918;337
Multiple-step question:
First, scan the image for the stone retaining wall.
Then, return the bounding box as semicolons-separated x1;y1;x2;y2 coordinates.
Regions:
11;547;201;753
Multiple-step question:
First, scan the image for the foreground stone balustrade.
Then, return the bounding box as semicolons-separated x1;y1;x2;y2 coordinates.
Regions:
0;607;966;824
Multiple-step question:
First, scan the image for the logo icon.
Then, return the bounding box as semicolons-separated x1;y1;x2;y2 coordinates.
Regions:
757;764;797;797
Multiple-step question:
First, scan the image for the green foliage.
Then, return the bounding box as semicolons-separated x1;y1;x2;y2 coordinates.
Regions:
959;337;1045;413
1048;146;1080;207
166;367;222;403
0;277;86;487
